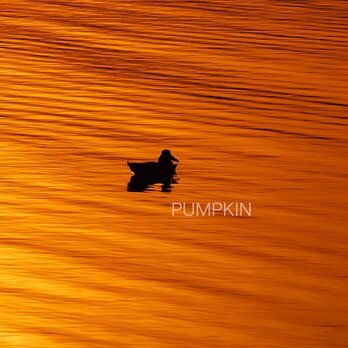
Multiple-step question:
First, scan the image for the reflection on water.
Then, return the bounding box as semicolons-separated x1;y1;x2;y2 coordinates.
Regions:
1;0;348;347
127;174;178;192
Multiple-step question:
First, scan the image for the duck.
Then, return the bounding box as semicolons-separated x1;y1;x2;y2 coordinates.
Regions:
128;149;179;177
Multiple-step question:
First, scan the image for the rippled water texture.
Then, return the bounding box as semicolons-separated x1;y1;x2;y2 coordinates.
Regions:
1;1;347;347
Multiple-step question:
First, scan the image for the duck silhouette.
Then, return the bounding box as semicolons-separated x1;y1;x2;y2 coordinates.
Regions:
127;149;179;192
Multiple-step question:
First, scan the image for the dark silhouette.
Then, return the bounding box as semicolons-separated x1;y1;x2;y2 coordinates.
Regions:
158;149;179;166
127;149;179;192
127;175;178;192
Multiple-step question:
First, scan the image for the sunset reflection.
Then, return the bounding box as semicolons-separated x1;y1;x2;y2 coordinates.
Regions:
1;1;347;347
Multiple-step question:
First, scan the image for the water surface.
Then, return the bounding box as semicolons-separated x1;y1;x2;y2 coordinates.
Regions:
1;1;347;347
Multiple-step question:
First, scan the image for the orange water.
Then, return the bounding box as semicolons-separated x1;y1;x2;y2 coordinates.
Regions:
1;1;347;347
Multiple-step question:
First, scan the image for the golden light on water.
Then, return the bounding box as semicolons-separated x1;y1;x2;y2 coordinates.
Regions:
1;1;347;347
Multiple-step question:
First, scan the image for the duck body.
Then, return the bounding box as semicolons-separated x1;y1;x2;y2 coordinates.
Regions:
128;161;177;178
